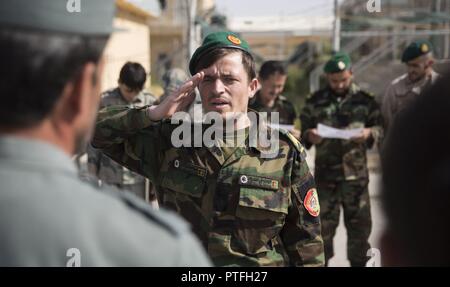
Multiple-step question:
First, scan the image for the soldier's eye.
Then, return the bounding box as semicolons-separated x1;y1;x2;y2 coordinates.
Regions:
223;77;237;84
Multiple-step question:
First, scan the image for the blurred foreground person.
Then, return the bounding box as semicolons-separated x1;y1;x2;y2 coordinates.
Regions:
381;72;450;266
0;0;210;267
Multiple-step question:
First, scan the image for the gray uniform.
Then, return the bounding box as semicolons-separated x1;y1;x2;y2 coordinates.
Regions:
87;88;157;199
0;136;210;266
382;71;440;129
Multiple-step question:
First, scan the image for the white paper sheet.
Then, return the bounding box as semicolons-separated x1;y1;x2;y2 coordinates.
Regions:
317;123;363;140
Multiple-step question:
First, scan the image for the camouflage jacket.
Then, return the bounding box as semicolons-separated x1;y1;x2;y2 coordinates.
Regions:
87;88;156;185
92;106;324;267
249;92;297;125
300;83;383;182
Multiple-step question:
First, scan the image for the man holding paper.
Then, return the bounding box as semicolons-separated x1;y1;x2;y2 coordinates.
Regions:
300;52;383;267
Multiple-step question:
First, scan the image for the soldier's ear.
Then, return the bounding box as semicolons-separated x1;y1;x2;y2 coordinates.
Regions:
248;78;259;99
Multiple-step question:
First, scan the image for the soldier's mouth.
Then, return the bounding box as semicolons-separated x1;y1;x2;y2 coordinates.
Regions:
209;98;231;107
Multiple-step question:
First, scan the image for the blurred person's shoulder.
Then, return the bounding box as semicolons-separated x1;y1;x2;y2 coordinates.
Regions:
390;73;408;87
0;137;209;266
306;88;330;104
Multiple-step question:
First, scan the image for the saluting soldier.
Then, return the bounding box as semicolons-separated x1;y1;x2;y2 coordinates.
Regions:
93;31;325;267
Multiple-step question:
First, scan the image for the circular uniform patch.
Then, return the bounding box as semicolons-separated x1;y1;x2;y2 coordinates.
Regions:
227;34;242;45
304;188;320;217
421;43;429;53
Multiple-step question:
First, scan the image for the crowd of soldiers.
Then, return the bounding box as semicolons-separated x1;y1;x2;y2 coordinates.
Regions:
0;0;448;267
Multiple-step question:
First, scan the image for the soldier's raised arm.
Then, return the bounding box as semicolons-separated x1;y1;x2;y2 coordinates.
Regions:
92;72;204;181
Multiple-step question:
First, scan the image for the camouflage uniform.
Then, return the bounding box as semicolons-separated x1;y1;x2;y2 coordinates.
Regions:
92;106;325;267
300;83;383;266
87;88;157;199
249;92;297;125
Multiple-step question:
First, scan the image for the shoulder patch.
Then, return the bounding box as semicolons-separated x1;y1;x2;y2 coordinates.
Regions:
304;188;320;217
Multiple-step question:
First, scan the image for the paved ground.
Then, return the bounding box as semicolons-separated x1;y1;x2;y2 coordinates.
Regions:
305;147;385;267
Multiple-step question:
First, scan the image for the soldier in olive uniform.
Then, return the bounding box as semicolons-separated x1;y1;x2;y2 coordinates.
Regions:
87;62;157;200
0;0;210;267
93;31;325;267
382;40;440;131
300;52;383;266
249;60;300;139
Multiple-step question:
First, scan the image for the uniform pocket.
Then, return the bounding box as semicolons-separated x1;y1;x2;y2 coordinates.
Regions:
230;174;289;256
160;159;207;198
236;174;288;214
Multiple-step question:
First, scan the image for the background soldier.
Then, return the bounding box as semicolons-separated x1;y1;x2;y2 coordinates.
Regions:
381;72;450;266
382;40;440;131
0;0;209;266
249;60;301;139
87;62;157;202
93;31;324;267
300;52;383;266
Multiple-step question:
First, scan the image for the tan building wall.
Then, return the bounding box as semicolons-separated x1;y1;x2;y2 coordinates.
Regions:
101;0;155;91
149;23;185;84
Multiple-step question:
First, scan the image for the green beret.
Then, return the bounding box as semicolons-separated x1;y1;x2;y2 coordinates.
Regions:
323;52;352;74
402;40;433;63
189;31;252;75
0;0;115;36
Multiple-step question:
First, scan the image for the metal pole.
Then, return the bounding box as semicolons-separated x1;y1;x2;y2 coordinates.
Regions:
187;0;198;61
332;0;341;52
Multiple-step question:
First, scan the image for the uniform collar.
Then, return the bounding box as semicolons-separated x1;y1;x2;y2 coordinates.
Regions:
115;87;144;104
327;82;360;102
405;70;439;87
0;135;77;175
253;90;283;108
204;110;275;166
